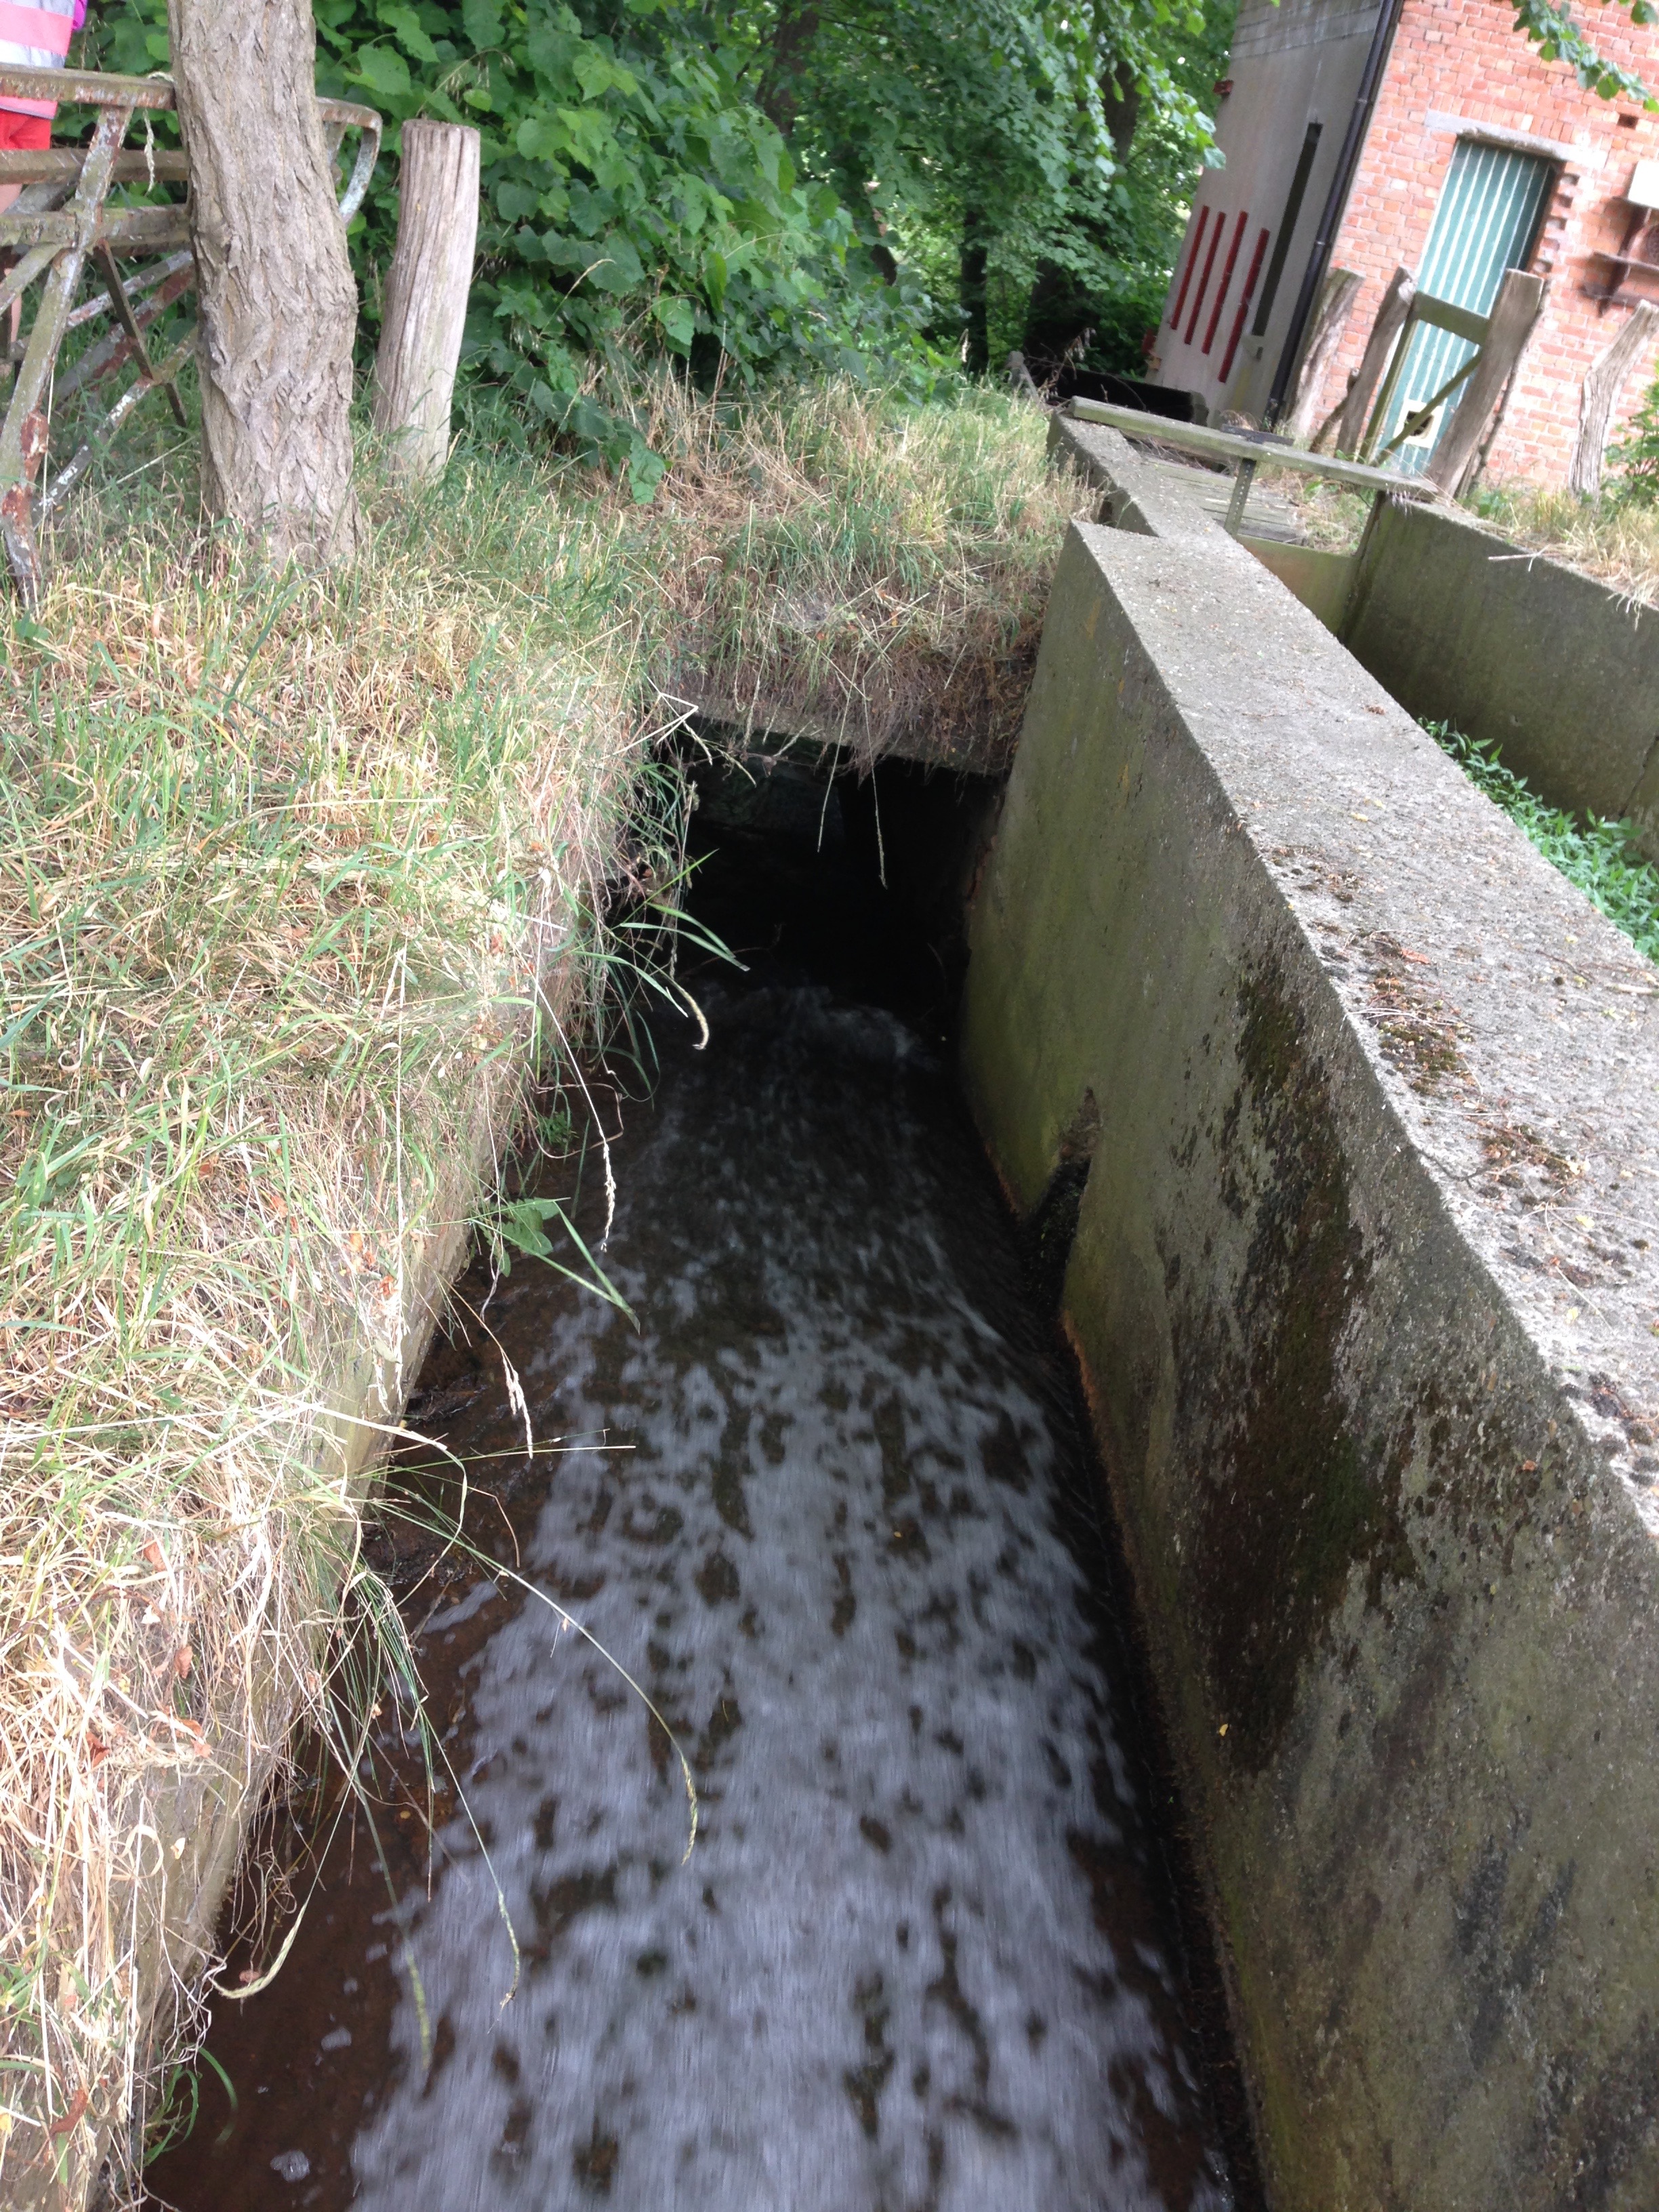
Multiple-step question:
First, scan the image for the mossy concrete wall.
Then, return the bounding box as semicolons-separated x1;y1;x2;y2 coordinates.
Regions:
961;517;1659;2209
1341;497;1659;863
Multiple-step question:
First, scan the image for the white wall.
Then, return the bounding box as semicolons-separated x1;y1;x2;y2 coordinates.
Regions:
1150;0;1376;418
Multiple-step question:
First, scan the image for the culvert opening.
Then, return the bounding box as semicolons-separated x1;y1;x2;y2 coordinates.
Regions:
148;735;1262;2212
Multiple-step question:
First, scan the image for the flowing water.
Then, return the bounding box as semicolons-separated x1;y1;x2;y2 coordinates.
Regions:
149;771;1244;2212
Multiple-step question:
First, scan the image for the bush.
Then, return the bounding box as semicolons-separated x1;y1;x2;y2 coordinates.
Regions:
92;0;944;493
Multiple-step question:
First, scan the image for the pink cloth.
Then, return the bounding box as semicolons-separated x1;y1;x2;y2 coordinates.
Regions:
0;4;74;56
0;0;82;119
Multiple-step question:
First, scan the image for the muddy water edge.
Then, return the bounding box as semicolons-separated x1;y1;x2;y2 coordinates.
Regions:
146;750;1261;2212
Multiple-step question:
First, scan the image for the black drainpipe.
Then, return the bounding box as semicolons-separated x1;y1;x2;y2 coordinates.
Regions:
1263;0;1406;428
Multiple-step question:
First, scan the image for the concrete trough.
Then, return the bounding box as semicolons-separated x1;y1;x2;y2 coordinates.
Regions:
1050;409;1659;861
961;508;1659;2207
1340;497;1659;864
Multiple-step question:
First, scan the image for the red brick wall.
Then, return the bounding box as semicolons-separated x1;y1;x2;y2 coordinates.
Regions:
1315;0;1659;484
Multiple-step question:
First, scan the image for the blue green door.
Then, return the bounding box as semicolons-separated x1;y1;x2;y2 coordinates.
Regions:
1377;138;1553;473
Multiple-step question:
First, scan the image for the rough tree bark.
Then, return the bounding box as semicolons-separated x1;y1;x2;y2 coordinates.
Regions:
371;122;479;482
168;0;364;562
1568;301;1658;499
960;211;989;376
758;1;821;140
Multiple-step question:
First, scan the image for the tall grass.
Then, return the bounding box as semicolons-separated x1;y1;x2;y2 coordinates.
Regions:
1465;483;1659;611
0;435;658;2202
0;373;1084;2200
602;376;1090;772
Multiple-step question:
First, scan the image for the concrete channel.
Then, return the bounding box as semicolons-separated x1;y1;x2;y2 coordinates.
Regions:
126;420;1659;2211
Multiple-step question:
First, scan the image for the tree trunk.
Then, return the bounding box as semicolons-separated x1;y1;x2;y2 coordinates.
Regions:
168;0;363;562
371;122;479;482
1106;64;1141;162
960;212;989;375
1568;301;1658;499
1285;266;1361;443
758;1;821;140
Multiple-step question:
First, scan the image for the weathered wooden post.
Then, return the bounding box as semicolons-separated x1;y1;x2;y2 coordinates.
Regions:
1334;266;1414;455
1425;266;1545;495
371;121;479;481
1568;301;1658;500
1286;267;1361;443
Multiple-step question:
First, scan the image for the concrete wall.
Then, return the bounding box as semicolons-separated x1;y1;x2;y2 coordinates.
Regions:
961;515;1659;2208
1054;415;1659;854
1341;495;1659;859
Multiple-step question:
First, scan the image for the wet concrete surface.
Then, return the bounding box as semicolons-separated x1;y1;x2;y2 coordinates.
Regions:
147;771;1244;2212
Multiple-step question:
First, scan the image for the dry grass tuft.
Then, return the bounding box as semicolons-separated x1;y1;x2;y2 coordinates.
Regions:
605;377;1092;773
1465;483;1659;611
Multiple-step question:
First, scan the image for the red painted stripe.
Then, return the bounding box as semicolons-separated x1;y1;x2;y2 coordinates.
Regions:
1218;226;1271;384
0;3;73;55
1168;207;1209;331
1183;214;1225;347
1203;211;1248;355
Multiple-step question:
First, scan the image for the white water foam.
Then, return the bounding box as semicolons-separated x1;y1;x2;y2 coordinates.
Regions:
350;991;1232;2211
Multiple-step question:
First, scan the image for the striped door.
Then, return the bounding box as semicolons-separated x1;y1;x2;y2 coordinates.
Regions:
1376;139;1553;472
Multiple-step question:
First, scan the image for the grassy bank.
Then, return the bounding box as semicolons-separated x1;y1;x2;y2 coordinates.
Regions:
611;379;1080;771
0;377;1085;2198
0;441;656;2203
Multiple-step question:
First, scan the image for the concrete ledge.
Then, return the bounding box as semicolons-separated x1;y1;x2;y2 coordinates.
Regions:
962;521;1659;2209
1342;498;1659;857
1046;411;1232;541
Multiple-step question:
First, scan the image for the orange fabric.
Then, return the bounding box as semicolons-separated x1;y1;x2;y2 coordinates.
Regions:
0;111;49;149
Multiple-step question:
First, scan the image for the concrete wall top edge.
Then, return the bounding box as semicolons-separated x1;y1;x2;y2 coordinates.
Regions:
1073;516;1659;1534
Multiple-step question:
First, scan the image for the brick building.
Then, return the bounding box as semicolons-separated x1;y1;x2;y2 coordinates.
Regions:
1147;0;1659;485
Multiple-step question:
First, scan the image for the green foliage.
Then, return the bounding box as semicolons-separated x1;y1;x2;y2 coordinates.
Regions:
1607;373;1659;510
86;0;1229;462
1427;722;1659;964
727;0;1229;371
83;0;1654;483
91;0;941;494
1507;0;1654;107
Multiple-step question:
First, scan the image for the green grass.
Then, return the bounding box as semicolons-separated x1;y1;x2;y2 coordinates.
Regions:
1426;720;1659;964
